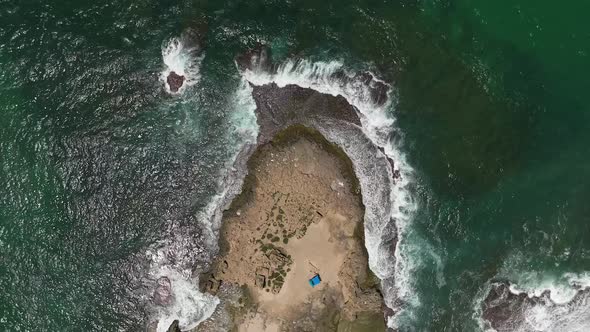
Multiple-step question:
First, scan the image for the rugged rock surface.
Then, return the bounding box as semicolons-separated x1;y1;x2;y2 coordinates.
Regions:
251;83;361;143
166;71;185;93
153;276;173;306
482;283;534;331
243;48;396;174
201;127;385;332
482;281;590;331
195;46;401;331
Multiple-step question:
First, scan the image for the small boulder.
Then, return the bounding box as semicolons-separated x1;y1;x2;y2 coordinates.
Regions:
167;319;181;332
167;71;185;92
153;276;173;306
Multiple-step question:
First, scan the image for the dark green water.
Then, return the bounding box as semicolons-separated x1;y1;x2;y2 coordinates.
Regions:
1;0;589;331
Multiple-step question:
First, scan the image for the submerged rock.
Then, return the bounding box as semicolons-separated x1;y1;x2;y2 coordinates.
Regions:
166;71;185;93
153;276;173;306
235;44;273;73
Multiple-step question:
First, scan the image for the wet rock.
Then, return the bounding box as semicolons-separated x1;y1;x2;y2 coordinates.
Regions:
482;283;529;329
481;281;590;331
167;71;185;93
251;83;361;144
153;276;173;306
167;319;181;332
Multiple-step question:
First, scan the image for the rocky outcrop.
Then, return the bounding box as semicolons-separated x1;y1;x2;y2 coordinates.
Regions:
251;83;361;143
482;281;590;331
239;45;397;177
166;320;181;332
153;276;173;306
164;23;206;93
482;283;533;331
166;72;185;93
201;128;385;331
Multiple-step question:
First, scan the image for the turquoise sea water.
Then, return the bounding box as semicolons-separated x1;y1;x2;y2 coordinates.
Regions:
1;0;589;330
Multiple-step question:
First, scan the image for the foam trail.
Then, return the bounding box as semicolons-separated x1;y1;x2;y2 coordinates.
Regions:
242;58;418;328
161;32;204;94
199;78;259;250
146;76;259;331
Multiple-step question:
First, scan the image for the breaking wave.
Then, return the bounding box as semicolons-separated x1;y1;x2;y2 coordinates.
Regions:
145;49;260;330
142;213;219;331
161;31;204;94
510;273;590;332
241;58;419;328
148;268;219;332
145;80;259;330
476;272;590;332
509;272;590;305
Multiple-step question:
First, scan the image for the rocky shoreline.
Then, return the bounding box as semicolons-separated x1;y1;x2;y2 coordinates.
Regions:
157;45;400;331
198;125;385;331
481;281;590;331
197;47;396;331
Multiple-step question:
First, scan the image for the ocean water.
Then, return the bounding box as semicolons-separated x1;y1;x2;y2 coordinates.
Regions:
1;0;589;331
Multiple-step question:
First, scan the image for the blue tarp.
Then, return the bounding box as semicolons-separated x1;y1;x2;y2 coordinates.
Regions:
309;274;321;287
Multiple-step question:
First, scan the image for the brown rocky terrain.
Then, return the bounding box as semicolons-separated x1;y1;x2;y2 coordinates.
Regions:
199;126;385;331
167;71;185;92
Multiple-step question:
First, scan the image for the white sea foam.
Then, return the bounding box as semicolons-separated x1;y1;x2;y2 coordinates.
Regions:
229;78;260;141
241;58;419;328
144;228;219;332
199;77;259;250
514;272;590;332
475;272;590;332
161;34;204;94
144;75;260;332
507;272;590;304
149;267;219;332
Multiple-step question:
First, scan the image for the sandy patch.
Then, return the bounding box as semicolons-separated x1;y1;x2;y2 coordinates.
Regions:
256;214;346;316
